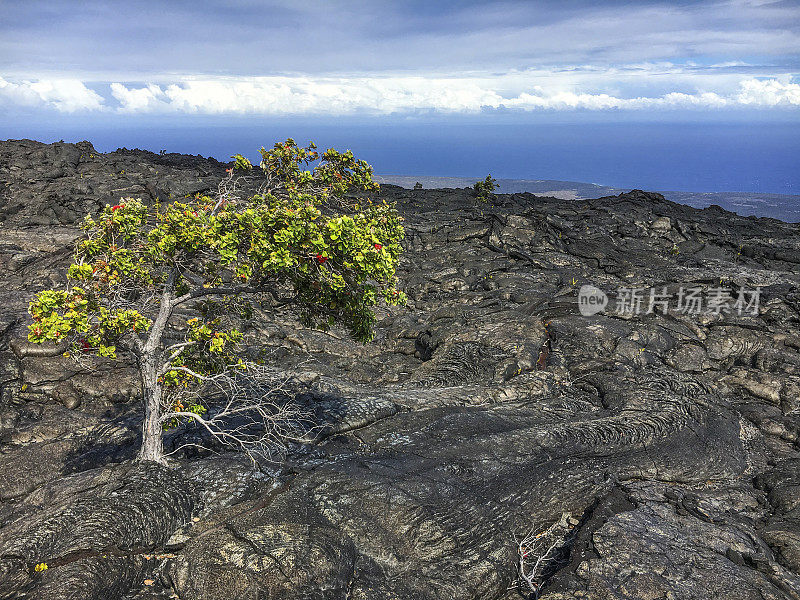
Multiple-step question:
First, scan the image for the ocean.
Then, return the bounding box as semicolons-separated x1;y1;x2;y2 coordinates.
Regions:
2;117;799;196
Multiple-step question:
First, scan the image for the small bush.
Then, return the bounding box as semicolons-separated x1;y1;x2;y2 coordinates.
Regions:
473;174;497;203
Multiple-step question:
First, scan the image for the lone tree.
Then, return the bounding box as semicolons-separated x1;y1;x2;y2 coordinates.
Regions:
26;139;405;464
473;174;497;203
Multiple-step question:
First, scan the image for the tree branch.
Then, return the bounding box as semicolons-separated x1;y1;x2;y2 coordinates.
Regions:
171;283;295;308
159;341;199;374
160;363;316;463
161;364;224;381
510;515;573;598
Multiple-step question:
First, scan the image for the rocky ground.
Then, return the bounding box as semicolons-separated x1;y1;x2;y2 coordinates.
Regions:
0;138;800;599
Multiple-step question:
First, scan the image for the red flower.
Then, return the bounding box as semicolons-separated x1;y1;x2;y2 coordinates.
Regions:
374;243;382;250
111;204;124;211
315;254;328;264
79;338;91;352
225;168;233;174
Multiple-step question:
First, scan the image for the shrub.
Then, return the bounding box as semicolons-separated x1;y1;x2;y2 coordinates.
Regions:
473;174;497;203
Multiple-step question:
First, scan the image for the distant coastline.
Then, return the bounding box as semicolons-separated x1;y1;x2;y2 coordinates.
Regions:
375;175;800;223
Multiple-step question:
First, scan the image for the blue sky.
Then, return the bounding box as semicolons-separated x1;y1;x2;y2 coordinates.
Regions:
0;0;799;192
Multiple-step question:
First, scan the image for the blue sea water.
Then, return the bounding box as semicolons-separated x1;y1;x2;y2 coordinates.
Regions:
2;116;799;195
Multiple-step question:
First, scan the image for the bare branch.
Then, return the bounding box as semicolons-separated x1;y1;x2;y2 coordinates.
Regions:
172;282;295;308
509;513;574;599
11;339;68;358
159;341;199;373
161;362;316;464
163;339;199;354
160;364;225;381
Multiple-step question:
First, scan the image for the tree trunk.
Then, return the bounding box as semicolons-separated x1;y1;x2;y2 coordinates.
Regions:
137;269;176;464
138;358;165;463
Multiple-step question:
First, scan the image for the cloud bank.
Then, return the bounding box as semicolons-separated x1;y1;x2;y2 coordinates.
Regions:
0;77;104;113
2;75;799;115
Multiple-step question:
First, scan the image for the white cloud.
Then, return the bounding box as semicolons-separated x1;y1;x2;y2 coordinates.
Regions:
109;83;164;112
0;77;104;112
3;74;799;115
737;78;800;106
106;76;798;114
107;76;508;115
